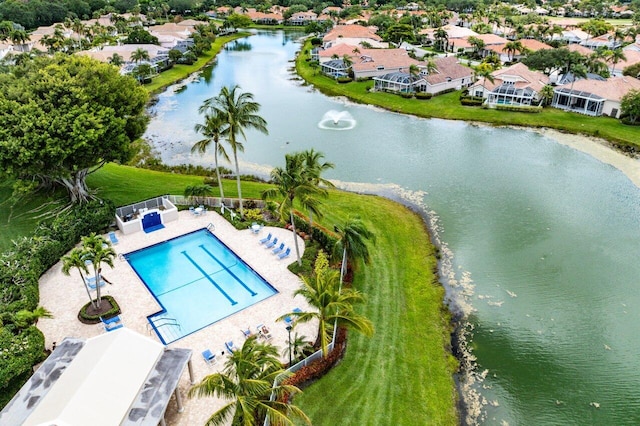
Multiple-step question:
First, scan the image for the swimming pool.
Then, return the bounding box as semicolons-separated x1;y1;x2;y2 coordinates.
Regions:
125;229;278;344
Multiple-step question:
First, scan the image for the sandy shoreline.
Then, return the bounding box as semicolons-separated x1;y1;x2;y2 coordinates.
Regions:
518;126;640;189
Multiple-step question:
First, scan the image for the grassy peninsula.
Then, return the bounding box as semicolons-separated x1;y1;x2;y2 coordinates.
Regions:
295;41;640;149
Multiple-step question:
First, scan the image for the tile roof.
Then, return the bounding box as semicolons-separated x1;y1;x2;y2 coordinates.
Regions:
567;43;594;56
426;56;473;84
318;43;360;59
556;76;640;101
351;48;420;73
323;24;382;42
607;49;640;71
519;39;551;52
476;62;549;93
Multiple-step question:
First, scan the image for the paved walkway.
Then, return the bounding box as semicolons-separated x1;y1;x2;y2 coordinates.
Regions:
37;209;317;425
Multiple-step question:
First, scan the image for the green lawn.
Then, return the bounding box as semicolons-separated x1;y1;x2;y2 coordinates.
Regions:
297;43;640;148
0;164;458;424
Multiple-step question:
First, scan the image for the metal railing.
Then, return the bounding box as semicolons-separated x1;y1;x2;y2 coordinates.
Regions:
167;195;266;210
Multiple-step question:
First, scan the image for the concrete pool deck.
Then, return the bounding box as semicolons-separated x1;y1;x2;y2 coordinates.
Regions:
37;209;317;425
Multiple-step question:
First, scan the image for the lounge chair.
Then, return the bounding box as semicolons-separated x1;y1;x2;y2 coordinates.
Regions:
256;324;272;340
265;237;278;249
272;243;285;254
259;232;272;244
101;315;123;332
85;276;106;290
189;206;195;215
108;231;119;245
199;205;207;215
202;349;217;365
241;327;255;339
283;315;293;326
278;247;291;260
225;341;239;353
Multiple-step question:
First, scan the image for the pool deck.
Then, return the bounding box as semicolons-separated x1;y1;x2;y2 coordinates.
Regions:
37;209;317;425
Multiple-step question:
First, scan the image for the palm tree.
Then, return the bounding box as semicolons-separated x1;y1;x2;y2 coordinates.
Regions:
539;84;555;107
468;36;485;59
131;47;150;63
502;40;523;62
81;233;116;310
333;216;376;283
184;184;214;205
282;332;313;365
283;266;373;357
475;63;495;101
202;85;268;217
434;27;448;52
192;110;230;200
61;247;96;310
108;53;124;66
262;152;326;266
608;48;627;76
568;62;588;93
302;149;334;227
188;337;310;426
342;54;353;76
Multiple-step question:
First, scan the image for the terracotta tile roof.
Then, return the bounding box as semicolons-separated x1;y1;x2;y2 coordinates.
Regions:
426;56;473;84
519;39;551;51
556;76;640;101
567;43;594;56
351;48;420;73
323;24;382;42
607;49;640;71
318;43;359;59
471;33;509;45
419;25;478;39
476;62;549;93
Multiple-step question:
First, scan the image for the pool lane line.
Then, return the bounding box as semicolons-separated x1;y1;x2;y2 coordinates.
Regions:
181;250;238;305
198;244;258;297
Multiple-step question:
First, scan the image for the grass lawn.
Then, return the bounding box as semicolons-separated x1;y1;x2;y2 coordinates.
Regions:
1;164;458;424
296;42;640;148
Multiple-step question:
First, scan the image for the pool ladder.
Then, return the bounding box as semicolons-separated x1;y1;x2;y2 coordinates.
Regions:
207;223;215;232
148;317;182;343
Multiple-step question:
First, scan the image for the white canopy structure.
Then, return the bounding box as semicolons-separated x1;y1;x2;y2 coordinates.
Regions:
0;328;193;426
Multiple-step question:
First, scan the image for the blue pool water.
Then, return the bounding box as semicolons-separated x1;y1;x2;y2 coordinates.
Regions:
125;229;278;344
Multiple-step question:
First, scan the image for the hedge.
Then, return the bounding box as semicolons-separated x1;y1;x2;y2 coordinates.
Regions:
494;104;542;113
0;199;115;407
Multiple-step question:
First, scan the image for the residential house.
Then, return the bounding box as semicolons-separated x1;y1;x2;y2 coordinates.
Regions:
351;48;422;79
373;56;473;94
77;44;170;76
317;43;361;63
580;32;621;50
288;11;317;26
460;33;509;58
551;76;640;117
419;25;478;49
469;62;550;106
555;28;590;44
245;9;284;25
322;24;387;49
148;21;201;49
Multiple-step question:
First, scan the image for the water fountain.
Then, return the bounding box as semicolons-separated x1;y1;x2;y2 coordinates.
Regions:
318;110;357;130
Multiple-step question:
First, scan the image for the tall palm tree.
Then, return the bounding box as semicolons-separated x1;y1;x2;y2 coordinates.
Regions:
262;152;326;266
202;85;268;217
342;54;353;76
333;216;376;282
61;247;96;310
193;110;230;200
81;233;116;310
283;267;373;357
539;84;555;107
302;149;334;227
188;337;310;426
475;63;495;101
608;48;627;76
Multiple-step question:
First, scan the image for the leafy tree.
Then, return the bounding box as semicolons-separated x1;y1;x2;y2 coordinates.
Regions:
282;261;373;357
125;27;159;44
226;13;253;28
623;62;640;78
0;54;149;203
262;152;327;266
168;48;183;63
621;89;640;124
192;109;230;200
188;337;310;426
385;23;416;44
132;63;153;83
467;36;485;59
202;85;268;217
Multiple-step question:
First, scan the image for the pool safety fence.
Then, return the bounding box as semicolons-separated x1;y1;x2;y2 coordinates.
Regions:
166;195;266;210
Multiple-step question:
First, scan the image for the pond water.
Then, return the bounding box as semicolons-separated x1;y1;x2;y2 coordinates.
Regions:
144;30;640;425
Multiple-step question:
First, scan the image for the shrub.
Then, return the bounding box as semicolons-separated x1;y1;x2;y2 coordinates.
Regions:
244;208;263;222
336;76;352;83
494;104;542;113
415;92;432;100
460;97;484;106
78;296;121;324
400;92;413;99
